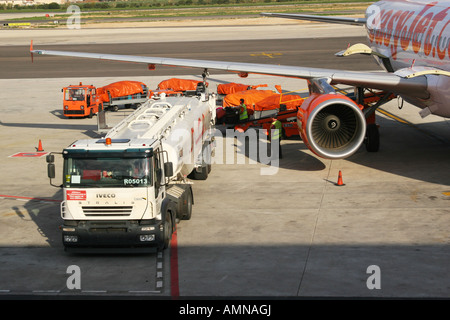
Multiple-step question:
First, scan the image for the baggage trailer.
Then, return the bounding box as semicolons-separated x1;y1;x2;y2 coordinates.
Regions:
234;109;300;139
98;81;149;112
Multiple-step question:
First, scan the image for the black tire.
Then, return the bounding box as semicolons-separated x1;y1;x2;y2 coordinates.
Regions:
365;123;380;152
181;190;193;220
160;211;173;250
193;164;208;180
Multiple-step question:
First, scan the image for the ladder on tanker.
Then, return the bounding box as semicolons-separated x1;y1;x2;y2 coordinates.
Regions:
97;96;192;140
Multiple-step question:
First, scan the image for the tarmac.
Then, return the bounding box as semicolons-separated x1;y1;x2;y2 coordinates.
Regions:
0;18;449;299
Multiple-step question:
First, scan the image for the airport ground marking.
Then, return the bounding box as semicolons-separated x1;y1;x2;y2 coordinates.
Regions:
9;152;48;158
170;229;180;297
250;52;282;59
0;194;61;203
377;108;450;144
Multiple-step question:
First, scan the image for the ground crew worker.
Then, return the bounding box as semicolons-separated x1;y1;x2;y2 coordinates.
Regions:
270;118;283;159
239;99;248;122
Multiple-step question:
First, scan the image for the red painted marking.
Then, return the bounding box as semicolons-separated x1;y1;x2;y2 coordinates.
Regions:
9;152;48;158
0;194;61;202
170;229;179;298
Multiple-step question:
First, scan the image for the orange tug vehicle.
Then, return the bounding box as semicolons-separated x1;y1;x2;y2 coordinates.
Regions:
62;81;149;118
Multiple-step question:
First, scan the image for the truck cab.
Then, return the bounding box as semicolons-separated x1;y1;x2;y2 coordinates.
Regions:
63;83;102;118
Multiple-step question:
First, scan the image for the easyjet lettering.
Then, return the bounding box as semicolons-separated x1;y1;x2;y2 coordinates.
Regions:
367;1;450;61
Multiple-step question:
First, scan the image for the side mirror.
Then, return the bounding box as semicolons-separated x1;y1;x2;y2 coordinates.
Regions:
164;162;174;177
45;152;62;188
47;163;55;179
46;154;54;163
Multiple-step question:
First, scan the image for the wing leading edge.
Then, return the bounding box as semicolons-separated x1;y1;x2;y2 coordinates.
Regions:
260;12;367;26
30;47;428;99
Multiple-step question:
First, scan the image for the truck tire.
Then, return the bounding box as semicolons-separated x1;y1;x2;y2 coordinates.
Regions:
197;142;212;177
181;189;193;220
192;164;208;180
160;211;173;250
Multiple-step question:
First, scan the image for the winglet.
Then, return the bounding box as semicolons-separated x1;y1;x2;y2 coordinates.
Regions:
30;40;34;63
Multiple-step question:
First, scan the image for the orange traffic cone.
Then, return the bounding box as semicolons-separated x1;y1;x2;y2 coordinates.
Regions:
336;170;345;186
36;139;44;152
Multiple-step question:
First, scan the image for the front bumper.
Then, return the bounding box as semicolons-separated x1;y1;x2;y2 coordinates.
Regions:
63;110;86;116
62;220;163;252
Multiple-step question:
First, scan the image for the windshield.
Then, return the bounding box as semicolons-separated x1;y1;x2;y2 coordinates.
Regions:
65;88;86;101
64;157;152;188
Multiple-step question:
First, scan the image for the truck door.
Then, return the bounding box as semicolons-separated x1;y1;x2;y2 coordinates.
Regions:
86;89;91;107
153;149;164;216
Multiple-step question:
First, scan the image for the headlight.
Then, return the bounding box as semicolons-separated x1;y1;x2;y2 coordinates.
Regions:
64;235;78;242
80;105;84;110
139;234;155;242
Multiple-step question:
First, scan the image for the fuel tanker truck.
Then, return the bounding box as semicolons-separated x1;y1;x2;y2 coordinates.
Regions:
46;92;216;252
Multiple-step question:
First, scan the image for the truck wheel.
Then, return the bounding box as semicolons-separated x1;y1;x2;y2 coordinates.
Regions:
88;109;94;118
193;164;208;180
181;190;193;220
160;211;173;250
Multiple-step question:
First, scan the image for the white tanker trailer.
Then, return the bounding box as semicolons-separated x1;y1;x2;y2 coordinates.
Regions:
46;93;216;252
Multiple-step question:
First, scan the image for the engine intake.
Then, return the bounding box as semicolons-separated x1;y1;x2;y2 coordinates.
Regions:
297;93;366;159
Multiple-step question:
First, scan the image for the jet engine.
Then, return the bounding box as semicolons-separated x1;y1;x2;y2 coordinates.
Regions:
297;93;366;159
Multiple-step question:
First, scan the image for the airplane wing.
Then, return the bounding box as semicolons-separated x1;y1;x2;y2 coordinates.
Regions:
30;47;428;99
260;12;367;26
29;42;430;160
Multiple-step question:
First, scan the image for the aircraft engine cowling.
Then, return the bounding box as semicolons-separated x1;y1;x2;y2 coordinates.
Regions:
297;93;366;159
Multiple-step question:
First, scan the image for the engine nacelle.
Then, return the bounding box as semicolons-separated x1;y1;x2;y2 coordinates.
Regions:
297;93;366;159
